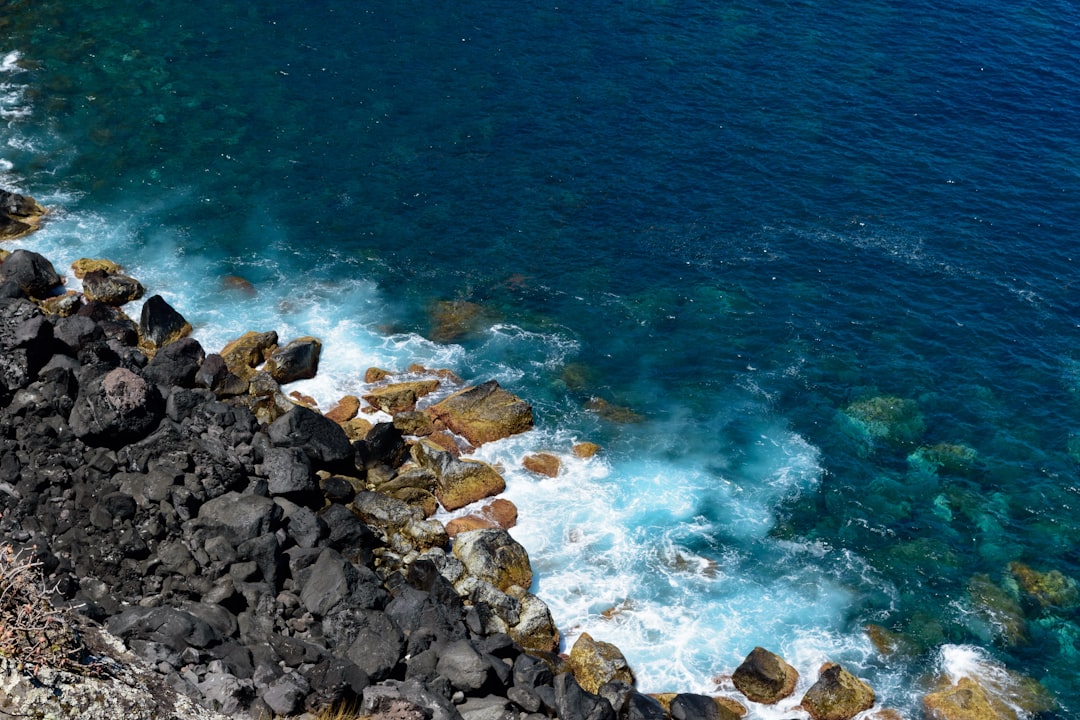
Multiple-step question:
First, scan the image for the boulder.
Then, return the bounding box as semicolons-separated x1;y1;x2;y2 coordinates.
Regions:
142;336;206;388
523;452;561;478
568;633;635;694
261;446;316;496
0;189;45;240
267;405;354;468
668;694;743;720
425;380;534;446
429;299;494;343
0;249;61;299
553;672;615;720
584;397;644;424
300;548;387;617
219;330;278;380
412;440;506;511
843;395;925;447
139;295;192;350
363;379;440;414
800;663;875;720
393;410;435;436
0;297;53;399
195;492;281;546
69;367;164;447
80;269;145;306
71;258;122;279
922;671;1055;720
731;646;799;704
452;529;533;592
263;335;322;384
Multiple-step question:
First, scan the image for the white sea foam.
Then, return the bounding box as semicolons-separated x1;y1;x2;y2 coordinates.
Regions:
0;51;22;74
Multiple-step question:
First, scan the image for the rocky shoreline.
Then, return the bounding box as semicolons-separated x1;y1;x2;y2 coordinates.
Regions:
0;189;1055;720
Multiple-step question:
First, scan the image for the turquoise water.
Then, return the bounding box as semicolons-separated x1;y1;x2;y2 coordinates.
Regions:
3;1;1080;715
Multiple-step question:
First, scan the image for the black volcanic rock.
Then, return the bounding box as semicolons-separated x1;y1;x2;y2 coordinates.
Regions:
69;367;164;447
0;249;61;299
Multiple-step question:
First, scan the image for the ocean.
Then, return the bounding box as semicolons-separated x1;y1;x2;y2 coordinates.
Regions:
3;0;1079;716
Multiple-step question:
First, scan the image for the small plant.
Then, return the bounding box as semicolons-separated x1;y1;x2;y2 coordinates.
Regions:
0;543;86;676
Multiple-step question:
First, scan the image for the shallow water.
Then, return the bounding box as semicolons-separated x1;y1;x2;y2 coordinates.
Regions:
4;1;1080;715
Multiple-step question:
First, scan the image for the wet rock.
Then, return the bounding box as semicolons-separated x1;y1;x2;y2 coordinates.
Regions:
1008;561;1080;611
264;335;322;384
573;442;602;458
219;330;278;380
71;257;122;278
363;379;441;414
445;499;518;537
843;395;925;447
412;440;506;512
325;394;361;424
568;632;634;694
584;397;644;424
429;299;494;343
800;663;875;720
139;295;192;350
0;249;61;299
507;588;559;654
81;269;145;306
523;453;561;478
452;529;533;593
966;574;1028;647
0;188;46;240
731;646;799;704
426;380;534;446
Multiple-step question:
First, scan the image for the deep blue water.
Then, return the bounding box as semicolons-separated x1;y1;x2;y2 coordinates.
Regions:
3;1;1080;715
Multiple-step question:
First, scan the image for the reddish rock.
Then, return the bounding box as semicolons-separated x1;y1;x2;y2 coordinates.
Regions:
363;379;440;414
426;380;534;446
523;453;561;478
572;442;601;458
324;395;361;424
365;366;392;383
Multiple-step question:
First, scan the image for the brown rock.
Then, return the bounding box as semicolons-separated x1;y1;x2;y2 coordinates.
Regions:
80;269;145;306
1008;561;1080;610
426;380;534;446
407;363;463;385
573;442;601;458
411;440;506;511
264;335;322;384
731;647;799;704
71;258;121;279
485;498;518;528
452;528;533;592
506;586;559;653
288;390;319;409
364;379;440;414
39;291;82;317
0;189;45;241
220;330;278;380
568;632;635;694
325;395;361;424
585;397;644;423
392;410;435;436
221;275;256;296
715;697;748;718
365;366;392;383
341;417;374;441
428;299;496;342
922;677;1005;720
800;663;875;720
523;453;561;478
445;498;518;537
922;666;1055;720
445;515;499;537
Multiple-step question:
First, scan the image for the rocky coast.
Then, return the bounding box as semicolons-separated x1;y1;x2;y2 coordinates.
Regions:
0;189;1055;720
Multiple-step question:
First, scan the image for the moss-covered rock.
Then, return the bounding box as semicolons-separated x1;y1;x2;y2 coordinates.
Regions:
568;632;635;694
800;663;875;720
843;395;925;447
731;646;798;704
426;380;534;446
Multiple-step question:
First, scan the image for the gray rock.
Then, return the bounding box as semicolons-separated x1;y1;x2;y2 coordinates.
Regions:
264;336;322;384
436;638;490;693
69;367;163;446
139;294;191;349
300;547;387;617
143;336;205;388
554;672;615;720
260;670;310;716
261;446;315;496
0;249;61;299
268;405;353;467
457;695;517;720
328;608;403;681
195;491;281;546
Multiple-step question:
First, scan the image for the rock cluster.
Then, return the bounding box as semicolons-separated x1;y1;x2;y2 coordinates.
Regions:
0;242;655;720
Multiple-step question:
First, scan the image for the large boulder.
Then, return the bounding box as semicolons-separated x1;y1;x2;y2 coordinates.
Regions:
425;380;533;446
81;269;145;306
142;336;206;388
71;258;122;278
731;646;799;704
0;297;53;399
0;249;61;299
800;664;875;720
69;367;164;447
452;529;533;593
267;405;354;468
0;189;45;240
1008;561;1079;611
139;295;192;350
568;633;635;694
219;330;278;380
412;440;506;511
264;335;322;384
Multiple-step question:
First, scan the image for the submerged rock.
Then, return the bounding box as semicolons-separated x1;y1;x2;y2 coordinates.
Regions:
842;395;925;447
1008;561;1080;611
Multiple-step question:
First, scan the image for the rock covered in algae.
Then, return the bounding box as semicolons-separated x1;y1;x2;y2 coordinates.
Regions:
909;442;979;475
843;395;925;446
731;646;799;704
568;632;635;694
966;574;1028;647
1008;561;1080;611
451;528;533;593
0;188;46;241
426;379;534;446
799;663;875;720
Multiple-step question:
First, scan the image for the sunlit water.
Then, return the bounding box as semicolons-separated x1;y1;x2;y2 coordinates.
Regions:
3;2;1079;715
